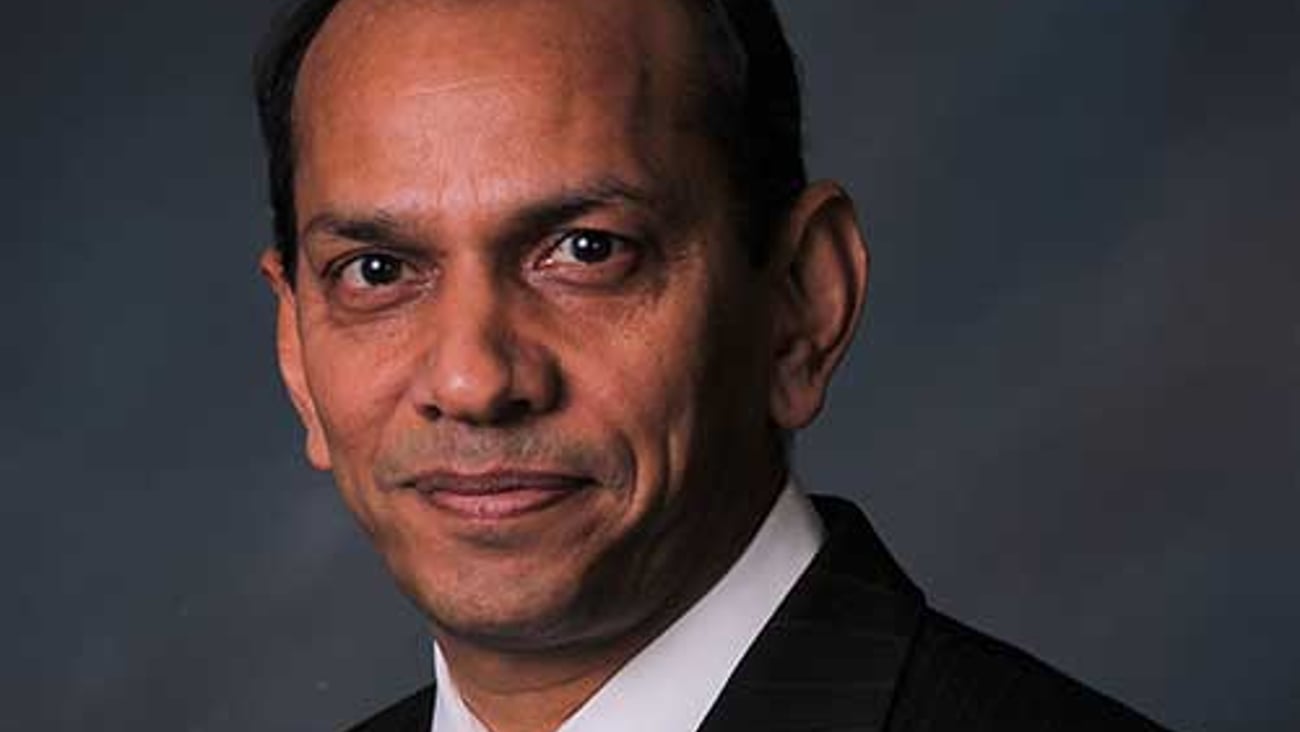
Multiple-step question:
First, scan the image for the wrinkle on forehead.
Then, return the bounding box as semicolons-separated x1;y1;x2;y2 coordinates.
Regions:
391;75;545;101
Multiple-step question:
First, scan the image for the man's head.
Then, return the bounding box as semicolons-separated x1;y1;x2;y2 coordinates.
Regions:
257;0;807;279
256;0;868;655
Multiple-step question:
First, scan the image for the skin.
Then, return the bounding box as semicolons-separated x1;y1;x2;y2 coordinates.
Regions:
261;1;869;730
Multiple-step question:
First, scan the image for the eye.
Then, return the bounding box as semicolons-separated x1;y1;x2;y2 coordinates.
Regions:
338;252;407;288
548;230;623;265
325;251;427;313
536;229;642;289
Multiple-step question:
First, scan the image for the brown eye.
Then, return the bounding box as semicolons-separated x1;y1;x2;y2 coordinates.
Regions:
341;253;406;287
325;252;428;314
550;230;621;265
535;229;643;289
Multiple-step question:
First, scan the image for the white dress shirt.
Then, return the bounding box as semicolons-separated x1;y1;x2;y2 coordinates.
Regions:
431;479;826;732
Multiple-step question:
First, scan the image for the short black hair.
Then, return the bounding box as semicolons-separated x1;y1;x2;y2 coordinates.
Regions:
253;0;806;279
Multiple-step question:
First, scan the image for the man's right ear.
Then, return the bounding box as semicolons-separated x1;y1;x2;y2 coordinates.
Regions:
259;248;333;471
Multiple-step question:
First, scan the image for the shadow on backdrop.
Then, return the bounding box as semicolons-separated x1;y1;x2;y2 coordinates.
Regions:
1;1;1295;729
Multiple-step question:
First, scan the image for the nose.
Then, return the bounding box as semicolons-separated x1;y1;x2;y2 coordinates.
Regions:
410;276;558;426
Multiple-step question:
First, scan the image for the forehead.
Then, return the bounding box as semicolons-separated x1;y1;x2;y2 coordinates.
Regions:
292;0;713;216
300;0;702;89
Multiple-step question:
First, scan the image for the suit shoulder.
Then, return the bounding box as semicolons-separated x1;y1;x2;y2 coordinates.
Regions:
887;611;1170;732
344;685;434;732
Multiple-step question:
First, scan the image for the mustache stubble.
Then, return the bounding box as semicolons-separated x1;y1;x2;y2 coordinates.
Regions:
371;425;635;491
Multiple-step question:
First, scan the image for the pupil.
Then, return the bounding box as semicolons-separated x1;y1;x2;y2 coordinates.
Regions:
573;233;612;263
361;256;400;285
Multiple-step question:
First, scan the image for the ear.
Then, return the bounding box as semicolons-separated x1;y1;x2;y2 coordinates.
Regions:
768;181;870;430
259;249;333;470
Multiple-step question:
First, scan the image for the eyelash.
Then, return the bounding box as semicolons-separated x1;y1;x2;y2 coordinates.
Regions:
317;226;646;302
541;229;629;265
327;251;412;286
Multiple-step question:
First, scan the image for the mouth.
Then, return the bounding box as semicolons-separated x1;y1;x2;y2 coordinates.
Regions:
403;470;592;521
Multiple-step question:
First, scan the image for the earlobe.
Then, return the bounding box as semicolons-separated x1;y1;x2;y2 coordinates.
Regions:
259;249;333;471
768;182;870;430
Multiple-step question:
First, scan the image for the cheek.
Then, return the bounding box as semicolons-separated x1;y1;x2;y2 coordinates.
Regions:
300;320;417;490
556;295;719;497
615;291;768;479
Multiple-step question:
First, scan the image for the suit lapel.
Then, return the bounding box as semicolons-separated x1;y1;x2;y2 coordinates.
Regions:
347;684;435;732
697;496;925;732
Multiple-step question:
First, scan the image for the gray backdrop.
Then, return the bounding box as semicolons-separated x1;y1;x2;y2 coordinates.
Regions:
3;1;1296;729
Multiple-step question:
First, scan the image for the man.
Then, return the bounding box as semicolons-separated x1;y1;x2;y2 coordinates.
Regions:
254;0;1170;730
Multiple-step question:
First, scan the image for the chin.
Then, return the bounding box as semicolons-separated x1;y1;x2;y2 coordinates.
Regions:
418;588;615;653
386;552;570;645
392;538;660;655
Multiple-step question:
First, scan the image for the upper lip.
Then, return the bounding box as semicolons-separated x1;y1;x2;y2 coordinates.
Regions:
400;470;591;495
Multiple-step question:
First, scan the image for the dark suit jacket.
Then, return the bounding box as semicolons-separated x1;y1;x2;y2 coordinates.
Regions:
349;496;1169;731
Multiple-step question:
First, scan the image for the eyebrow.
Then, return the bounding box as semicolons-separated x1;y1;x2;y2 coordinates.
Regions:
300;211;414;249
299;177;662;250
511;177;659;235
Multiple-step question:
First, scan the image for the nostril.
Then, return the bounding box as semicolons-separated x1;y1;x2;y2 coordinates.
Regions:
496;398;535;424
415;395;534;427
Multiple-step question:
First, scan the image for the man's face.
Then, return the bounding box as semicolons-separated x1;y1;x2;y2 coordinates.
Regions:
270;0;788;650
